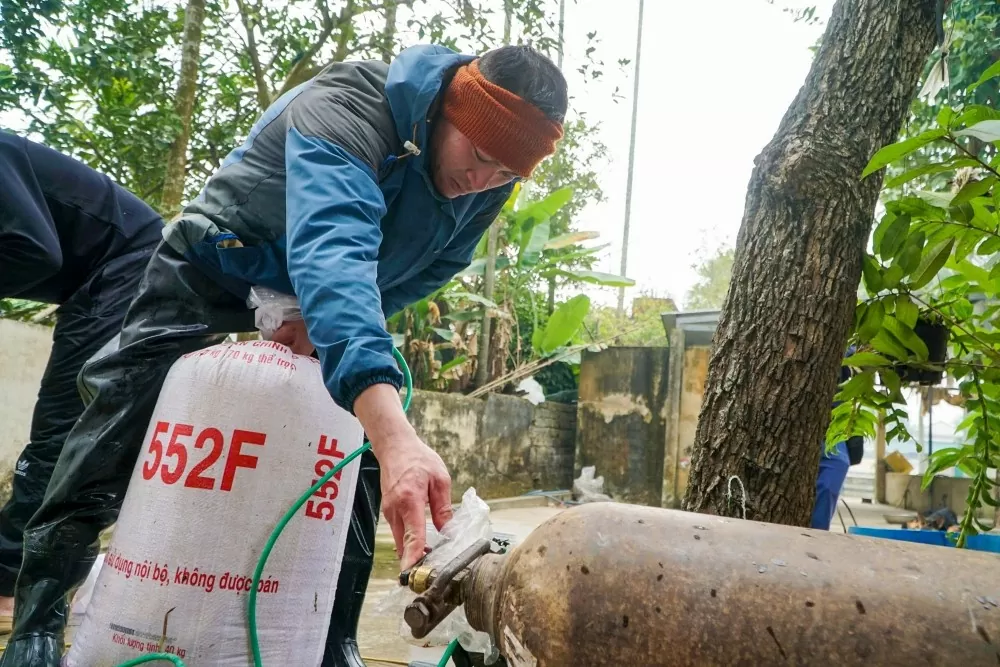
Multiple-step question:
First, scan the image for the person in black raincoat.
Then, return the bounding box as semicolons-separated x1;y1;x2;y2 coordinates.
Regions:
0;129;164;619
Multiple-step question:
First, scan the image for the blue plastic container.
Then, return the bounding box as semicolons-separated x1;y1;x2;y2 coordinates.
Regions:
847;526;1000;553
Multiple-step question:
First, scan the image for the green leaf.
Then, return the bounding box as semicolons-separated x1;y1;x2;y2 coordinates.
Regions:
871;329;910;361
539;295;591;354
907;237;954;289
884;159;978;189
880;368;902;396
861;129;948;178
955;105;1000;128
861;256;884;294
531;325;544;352
894;296;919;328
936;106;955;129
555;269;634;287
438;355;469;374
884;316;929;361
882;264;905;289
844;352;892;368
459;256;512;277
894;231;926;275
955;120;1000;143
969;199;996;230
955;229;982;263
878;214;910;258
968;60;1000;93
978;236;1000;255
950;258;991;286
951;177;997;207
390;333;406;348
858;300;885;341
519;219;550;267
914;190;954;209
513;187;573;227
432;327;454;341
926;447;967;477
543;231;600;250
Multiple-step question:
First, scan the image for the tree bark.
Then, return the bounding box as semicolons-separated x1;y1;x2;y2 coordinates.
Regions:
161;0;207;217
682;0;941;525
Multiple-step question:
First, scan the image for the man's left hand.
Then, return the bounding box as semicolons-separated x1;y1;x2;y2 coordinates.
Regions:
271;319;315;356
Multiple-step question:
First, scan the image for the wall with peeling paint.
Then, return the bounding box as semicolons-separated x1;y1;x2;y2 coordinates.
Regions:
0;320;53;504
407;391;578;501
575;347;670;506
0;323;579;504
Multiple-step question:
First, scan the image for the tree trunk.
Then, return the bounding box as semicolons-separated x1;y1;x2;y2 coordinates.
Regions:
474;0;513;388
161;0;207;217
682;0;941;525
381;0;398;63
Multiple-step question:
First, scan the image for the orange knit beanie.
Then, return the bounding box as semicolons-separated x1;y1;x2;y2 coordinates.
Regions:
441;59;564;179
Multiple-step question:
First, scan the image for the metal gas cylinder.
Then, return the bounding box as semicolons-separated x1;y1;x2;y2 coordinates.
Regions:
410;502;1000;667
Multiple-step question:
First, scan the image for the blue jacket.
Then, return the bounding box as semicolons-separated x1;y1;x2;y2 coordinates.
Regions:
165;45;513;412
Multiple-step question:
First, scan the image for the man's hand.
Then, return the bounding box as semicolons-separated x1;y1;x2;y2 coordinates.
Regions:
354;383;453;570
271;319;315;356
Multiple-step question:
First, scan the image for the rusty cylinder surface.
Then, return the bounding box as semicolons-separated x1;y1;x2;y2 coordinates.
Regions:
461;502;1000;667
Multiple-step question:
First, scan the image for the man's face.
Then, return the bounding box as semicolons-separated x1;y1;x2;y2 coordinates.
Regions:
429;119;518;199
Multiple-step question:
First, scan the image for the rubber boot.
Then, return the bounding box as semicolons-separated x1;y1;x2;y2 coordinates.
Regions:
321;448;381;667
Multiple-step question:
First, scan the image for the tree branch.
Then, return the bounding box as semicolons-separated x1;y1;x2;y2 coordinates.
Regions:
234;0;271;112
273;0;339;100
944;136;1000;179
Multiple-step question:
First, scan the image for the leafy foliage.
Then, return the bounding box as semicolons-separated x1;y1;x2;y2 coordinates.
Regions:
685;246;734;311
830;74;1000;545
388;188;632;392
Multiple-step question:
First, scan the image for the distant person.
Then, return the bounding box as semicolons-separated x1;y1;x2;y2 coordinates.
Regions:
811;347;862;530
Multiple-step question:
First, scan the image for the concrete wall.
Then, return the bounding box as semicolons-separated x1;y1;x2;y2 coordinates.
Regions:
407;390;577;501
675;346;710;501
575;347;670;507
0;321;579;503
885;472;992;519
0;320;53;502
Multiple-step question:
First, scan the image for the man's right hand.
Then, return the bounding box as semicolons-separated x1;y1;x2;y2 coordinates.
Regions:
353;383;453;570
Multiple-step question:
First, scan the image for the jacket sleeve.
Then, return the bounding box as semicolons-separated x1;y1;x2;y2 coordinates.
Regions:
0;134;63;297
380;191;508;318
284;127;403;413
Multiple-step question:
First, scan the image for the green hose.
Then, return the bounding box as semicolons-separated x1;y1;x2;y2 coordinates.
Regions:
114;655;185;667
116;346;463;667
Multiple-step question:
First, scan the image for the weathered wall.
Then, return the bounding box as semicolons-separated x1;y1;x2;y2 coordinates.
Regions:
575;347;669;506
407;390;577;501
0;321;578;503
676;345;711;501
885;472;992;518
0;320;53;503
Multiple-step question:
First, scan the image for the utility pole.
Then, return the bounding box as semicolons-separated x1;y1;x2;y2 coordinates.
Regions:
617;0;644;315
475;0;514;388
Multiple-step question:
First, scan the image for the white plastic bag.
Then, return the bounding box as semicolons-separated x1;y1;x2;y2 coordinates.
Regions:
247;286;301;339
374;488;496;658
70;553;106;617
572;466;612;503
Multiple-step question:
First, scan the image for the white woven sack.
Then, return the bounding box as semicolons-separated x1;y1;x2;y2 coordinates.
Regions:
65;340;364;666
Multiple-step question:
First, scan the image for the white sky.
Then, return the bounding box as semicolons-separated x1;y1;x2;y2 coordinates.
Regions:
557;0;836;306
